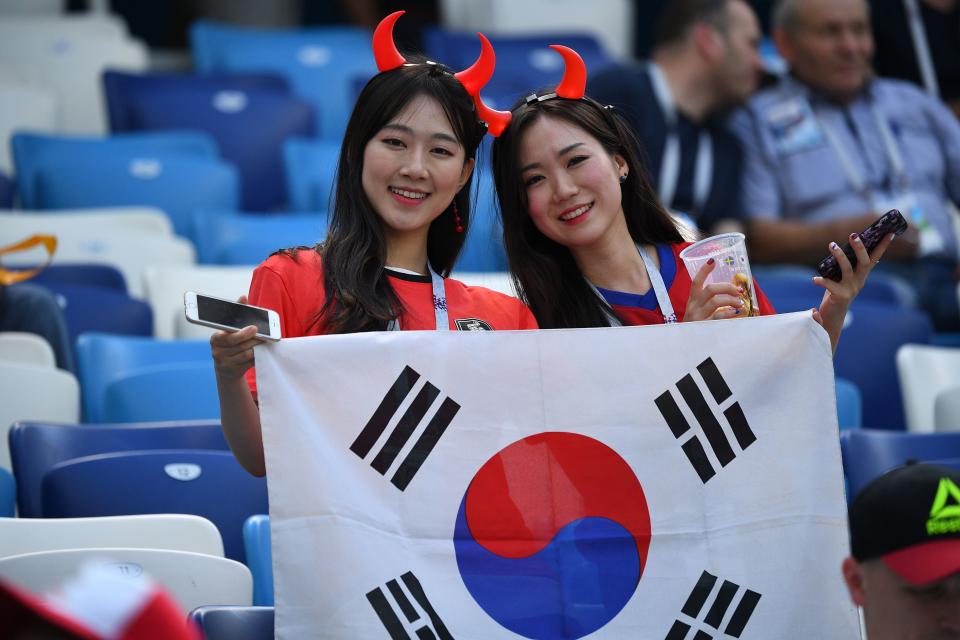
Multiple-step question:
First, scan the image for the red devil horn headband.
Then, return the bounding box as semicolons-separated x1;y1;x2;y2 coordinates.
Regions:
550;45;587;99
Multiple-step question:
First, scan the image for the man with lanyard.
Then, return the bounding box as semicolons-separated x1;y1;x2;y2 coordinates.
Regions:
589;0;764;234
731;0;960;330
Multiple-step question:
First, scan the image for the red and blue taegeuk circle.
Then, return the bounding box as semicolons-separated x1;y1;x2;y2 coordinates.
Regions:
453;432;651;639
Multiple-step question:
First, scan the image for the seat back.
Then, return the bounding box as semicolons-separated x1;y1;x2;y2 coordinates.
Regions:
0;83;56;174
835;377;862;430
0;332;56;368
12;131;217;210
192;209;327;265
188;605;274;640
75;333;211;422
0;206;174;238
190;21;375;139
833;303;933;429
896;345;960;433
41;450;268;562
935;385;960;432
102;362;220;423
243;514;273;606
455;172;508;272
0;548;252;612
840;429;960;496
0;469;13;518
758;273;903;311
31;263;128;293
282;137;339;212
0;363;79;471
0;514;224;559
104;71;314;210
9;419;227;518
142;264;253;339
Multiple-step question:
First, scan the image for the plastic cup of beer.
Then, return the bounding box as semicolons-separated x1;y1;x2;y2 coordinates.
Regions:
679;232;759;317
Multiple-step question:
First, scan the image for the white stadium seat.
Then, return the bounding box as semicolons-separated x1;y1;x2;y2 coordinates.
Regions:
897;344;960;433
0;332;56;368
143;265;254;339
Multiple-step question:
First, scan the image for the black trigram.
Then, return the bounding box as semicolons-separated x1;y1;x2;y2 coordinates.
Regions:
665;571;762;639
366;571;453;640
655;357;756;483
350;365;460;491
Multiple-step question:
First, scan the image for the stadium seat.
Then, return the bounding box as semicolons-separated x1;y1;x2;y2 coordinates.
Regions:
22;283;154;358
0;83;56;174
424;28;615;109
101;362;220;423
0;209;192;298
833;302;933;430
0;548;252;611
896;344;960;433
190;20;375;139
75;333;212;422
0;469;13;518
192;209;327;265
839;429;960;497
104;71;314;210
0;15;147;133
936;385;960;432
41;450;267;563
31;263;128;293
283;137;339;212
455;172;508;272
0;514;224;559
142;264;253;339
757;272;903;311
243;515;273;606
0;332;56;368
836;377;862;430
0;363;79;471
188;605;274;640
8;419;228;517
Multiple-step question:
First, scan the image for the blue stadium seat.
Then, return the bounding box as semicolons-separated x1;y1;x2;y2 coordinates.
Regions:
102;362;220;423
243;514;273;606
31;154;238;240
8;419;228;517
758;272;902;311
835;377;862;430
840;430;960;497
456;171;508;272
75;334;211;423
423;28;616;109
192;209;327;265
103;71;315;211
41;449;267;562
283;138;339;212
190;20;375;139
0;468;14;518
11;283;153;367
0;170;13;208
12;131;218;210
833;302;933;430
30;264;128;293
188;606;274;640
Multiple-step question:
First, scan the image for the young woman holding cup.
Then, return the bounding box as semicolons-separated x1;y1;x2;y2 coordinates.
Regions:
488;46;892;350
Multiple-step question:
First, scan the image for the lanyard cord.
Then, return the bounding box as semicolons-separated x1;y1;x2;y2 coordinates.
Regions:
585;244;678;326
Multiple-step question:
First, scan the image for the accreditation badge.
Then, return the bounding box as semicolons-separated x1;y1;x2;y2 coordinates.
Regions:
875;191;945;257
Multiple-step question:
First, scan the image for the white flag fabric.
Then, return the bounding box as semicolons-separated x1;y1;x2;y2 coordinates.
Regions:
256;311;859;640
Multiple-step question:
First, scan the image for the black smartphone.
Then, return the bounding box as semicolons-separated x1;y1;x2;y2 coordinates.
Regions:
816;209;908;281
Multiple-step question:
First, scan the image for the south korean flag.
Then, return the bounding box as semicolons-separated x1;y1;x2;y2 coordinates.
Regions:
255;312;858;639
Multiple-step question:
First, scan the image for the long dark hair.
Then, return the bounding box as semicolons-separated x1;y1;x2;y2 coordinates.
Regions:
492;95;684;328
304;56;486;333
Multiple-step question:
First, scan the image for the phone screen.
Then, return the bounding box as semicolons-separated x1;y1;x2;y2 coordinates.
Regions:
197;295;271;335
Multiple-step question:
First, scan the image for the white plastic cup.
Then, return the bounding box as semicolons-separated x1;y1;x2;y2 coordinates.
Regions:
679;232;759;317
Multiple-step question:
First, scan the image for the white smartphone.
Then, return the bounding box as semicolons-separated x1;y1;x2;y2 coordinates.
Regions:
183;291;282;341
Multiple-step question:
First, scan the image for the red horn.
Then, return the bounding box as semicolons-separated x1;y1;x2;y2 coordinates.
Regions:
474;94;512;137
454;33;495;97
372;10;407;72
550;44;586;99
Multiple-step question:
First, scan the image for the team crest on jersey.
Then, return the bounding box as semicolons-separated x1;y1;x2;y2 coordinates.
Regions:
455;318;493;331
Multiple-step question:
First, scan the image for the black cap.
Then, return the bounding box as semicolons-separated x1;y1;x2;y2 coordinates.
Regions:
849;462;960;585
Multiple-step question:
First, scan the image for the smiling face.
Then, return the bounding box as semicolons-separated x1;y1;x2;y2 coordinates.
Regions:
361;93;474;247
517;114;628;252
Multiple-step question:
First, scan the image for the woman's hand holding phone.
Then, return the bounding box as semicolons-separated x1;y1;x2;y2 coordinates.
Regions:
209;295;264;381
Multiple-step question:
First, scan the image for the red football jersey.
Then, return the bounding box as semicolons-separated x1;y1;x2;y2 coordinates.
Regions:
244;251;537;396
597;243;776;326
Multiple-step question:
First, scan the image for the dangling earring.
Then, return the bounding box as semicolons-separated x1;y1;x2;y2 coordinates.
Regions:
453;200;464;233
